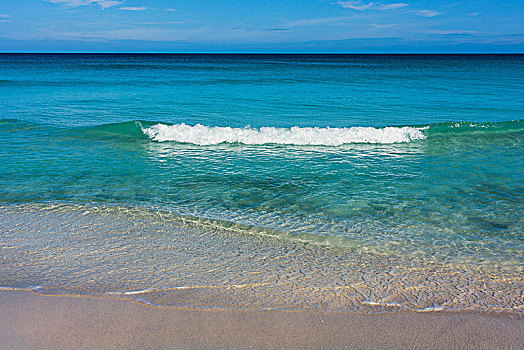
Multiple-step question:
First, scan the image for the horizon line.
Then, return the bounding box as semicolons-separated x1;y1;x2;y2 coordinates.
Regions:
1;51;524;55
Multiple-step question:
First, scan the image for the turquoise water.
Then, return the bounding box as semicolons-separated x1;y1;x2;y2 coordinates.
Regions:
0;54;523;313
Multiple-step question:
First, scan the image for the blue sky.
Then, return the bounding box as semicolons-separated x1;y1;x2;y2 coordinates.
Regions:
0;0;523;52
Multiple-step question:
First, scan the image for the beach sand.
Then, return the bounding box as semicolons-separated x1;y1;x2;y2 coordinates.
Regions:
0;290;522;350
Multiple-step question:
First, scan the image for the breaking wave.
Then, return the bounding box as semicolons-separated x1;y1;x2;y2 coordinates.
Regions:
141;123;427;145
3;118;522;146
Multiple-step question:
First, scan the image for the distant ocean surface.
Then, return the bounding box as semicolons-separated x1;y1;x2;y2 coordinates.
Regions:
0;54;523;313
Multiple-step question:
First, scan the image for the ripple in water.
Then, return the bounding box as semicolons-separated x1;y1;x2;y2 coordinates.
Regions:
0;203;522;314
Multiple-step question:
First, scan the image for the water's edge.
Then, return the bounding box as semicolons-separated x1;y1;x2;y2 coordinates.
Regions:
1;203;522;315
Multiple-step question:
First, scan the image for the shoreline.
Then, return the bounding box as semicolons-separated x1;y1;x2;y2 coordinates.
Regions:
1;290;522;349
2;203;522;315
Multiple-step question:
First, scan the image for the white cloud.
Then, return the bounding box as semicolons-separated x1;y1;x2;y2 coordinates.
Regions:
0;14;11;18
288;16;354;27
30;26;210;42
338;1;376;11
417;10;442;17
467;12;479;16
119;7;148;11
369;23;397;29
45;0;123;9
338;1;408;11
166;8;177;12
428;30;478;35
444;2;462;8
379;3;408;11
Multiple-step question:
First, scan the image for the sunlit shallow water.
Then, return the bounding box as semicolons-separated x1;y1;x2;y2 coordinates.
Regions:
0;203;522;313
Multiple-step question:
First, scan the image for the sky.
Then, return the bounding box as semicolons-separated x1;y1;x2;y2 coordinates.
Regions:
0;0;523;52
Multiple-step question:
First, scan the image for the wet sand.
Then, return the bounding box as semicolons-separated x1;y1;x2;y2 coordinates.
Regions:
0;291;522;350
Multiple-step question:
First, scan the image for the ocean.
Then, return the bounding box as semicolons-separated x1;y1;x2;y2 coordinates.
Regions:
0;54;522;313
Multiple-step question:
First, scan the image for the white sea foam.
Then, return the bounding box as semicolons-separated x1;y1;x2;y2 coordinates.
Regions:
106;288;157;295
0;286;43;291
419;305;445;312
141;123;427;145
105;283;264;296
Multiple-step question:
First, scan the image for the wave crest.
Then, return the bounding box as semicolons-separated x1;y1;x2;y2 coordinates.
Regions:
141;123;427;145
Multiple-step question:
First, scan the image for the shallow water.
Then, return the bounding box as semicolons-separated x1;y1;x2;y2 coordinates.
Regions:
0;54;523;313
0;204;522;313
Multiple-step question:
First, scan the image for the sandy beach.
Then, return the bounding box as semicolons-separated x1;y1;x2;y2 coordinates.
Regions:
0;290;522;350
